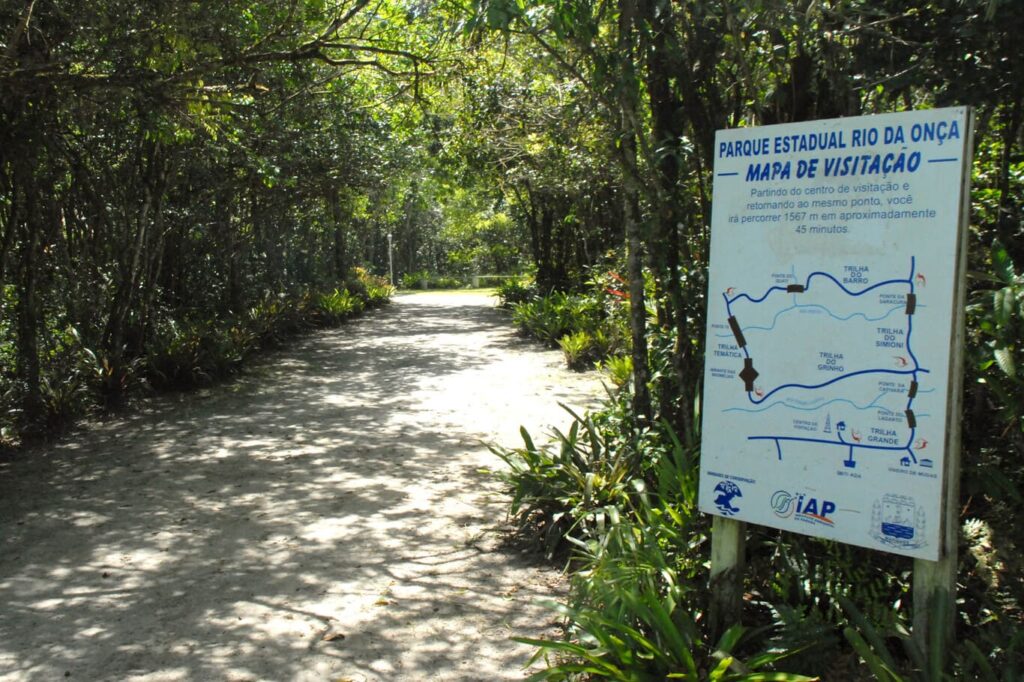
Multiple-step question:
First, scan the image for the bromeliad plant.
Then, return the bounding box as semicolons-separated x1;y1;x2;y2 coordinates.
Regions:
496;277;538;307
507;271;629;370
316;288;364;324
491;405;640;558
559;331;593;371
501;410;818;681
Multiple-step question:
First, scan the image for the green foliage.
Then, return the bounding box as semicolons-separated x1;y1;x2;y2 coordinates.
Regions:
597;355;633;389
36;328;102;431
491;407;638;558
839;593;1024;681
512;293;581;345
496;404;818;680
474;275;520;288
316;289;364;324
436;192;527;276
509;280;629;372
145;318;242;390
401;271;430;289
559;331;593;371
968;242;1024;439
495;277;538;308
355;268;396;307
400;270;466;290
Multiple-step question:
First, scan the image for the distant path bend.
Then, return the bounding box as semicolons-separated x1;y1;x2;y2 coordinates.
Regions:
0;291;604;682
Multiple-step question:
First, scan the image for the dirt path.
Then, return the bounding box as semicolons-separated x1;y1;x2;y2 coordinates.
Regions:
0;291;605;682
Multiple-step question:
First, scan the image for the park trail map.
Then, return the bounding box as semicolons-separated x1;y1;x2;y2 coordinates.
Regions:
698;108;971;560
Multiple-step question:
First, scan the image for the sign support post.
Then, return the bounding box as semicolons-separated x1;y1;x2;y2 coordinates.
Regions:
709;516;746;641
912;112;973;651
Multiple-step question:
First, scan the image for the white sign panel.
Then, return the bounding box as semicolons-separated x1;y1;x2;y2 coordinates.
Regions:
699;108;971;560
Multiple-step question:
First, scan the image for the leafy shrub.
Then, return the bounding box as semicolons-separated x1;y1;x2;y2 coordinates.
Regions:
432;275;466;289
365;282;395;306
141;276;389;394
558;331;592;371
495;277;537;307
144;318;206;388
506;273;628;368
839;591;1024;681
491;407;638;557
597;354;633;388
476;274;521;288
143;316;256;390
316;288;363;324
401;270;430;289
512;292;596;345
503;410;818;681
247;295;304;347
32;326;102;432
351;267;395;305
966;242;1024;477
398;270;464;290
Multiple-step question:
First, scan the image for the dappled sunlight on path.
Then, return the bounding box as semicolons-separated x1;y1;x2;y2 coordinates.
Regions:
0;292;603;681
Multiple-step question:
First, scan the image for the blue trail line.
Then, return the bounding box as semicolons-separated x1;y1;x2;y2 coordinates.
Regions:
726;268;912;308
750;434;911;452
729;286;789;306
727;257;928;468
748;368;927;405
751;427;917;461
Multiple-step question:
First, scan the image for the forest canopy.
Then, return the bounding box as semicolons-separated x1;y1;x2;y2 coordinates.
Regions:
2;0;1023;676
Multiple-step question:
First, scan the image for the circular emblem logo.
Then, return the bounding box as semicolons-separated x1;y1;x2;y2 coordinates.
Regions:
770;490;795;517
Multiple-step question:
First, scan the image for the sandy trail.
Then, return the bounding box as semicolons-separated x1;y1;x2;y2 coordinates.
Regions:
0;291;604;682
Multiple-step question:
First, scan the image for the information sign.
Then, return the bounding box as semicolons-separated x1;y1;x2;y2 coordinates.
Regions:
699;108;971;560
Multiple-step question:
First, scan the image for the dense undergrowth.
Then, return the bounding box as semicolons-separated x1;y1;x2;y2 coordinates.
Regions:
498;273;634;380
0;269;393;448
400;270;468;290
496;273;1024;681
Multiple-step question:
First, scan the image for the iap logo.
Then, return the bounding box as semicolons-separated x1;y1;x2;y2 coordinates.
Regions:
770;490;836;527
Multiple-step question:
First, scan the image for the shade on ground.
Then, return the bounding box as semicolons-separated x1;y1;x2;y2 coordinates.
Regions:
0;291;604;682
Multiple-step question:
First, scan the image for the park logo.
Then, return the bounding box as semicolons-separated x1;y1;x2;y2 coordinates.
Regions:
713;481;743;516
770;490;836;527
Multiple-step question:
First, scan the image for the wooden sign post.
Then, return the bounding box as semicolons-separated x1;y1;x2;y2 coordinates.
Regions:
709;516;746;642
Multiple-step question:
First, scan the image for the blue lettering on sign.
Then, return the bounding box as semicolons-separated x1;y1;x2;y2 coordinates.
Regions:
771;490;837;526
746;161;791;181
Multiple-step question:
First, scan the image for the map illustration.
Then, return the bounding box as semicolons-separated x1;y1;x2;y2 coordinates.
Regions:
719;257;932;471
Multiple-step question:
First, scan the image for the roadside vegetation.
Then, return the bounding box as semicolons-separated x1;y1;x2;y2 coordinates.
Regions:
2;1;1023;679
482;2;1024;678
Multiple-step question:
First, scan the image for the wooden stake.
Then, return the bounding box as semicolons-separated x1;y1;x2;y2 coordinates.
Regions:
913;106;973;656
709;516;746;641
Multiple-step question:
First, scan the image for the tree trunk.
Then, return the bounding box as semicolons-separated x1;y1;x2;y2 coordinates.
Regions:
623;192;652;424
101;139;165;404
617;0;652;424
641;0;695;439
13;171;44;433
328;189;348;280
0;165;17;289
